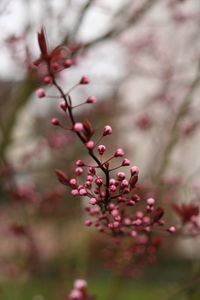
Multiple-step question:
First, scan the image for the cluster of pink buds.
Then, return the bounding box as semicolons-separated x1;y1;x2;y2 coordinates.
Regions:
34;28;200;253
68;279;95;300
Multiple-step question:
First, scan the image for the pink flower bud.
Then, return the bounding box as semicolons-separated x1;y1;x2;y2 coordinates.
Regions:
111;209;119;217
98;145;106;155
75;167;83;175
113;221;119;228
59;101;67;111
86;96;96;104
130;166;140;175
103;125;112;136
122;158;130;166
76;160;85;166
114;148;124;157
51;118;60;126
80;75;90;84
124;218;131;225
71;189;79;196
109;185;117;192
79;188;87;196
121;179;129;187
43;76;52;84
74;279;87;290
134;219;142;226
167;226;176;233
85;220;92;226
131;230;137;237
89;197;97;205
36;88;45;98
63;59;72;68
70;178;77;186
73;122;84;132
69;289;82;300
117;172;126;180
86;140;94;149
147;198;155;206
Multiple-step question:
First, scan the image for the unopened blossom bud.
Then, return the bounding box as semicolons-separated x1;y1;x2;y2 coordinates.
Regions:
63;59;72;68
147;198;155;206
36;88;45;98
111;209;119;217
109;185;117;192
79;188;87;196
109;179;116;186
71;189;79;196
130;166;140;175
86;175;93;181
98;145;106;155
60;101;67;111
85;220;92;226
51;118;60;126
76;160;85;166
122;158;130;166
69;289;82;300
43;75;52;84
89;197;97;205
113;221;119;228
115;216;121;222
134;219;142;226
85;181;92;189
117;172;126;180
86;96;96;104
124;218;131;225
167;226;176;233
86;140;94;149
74;279;87;290
121;179;129;187
109;204;115;210
80;75;90;84
75;167;83;175
95;177;103;186
131;230;137;237
70;178;77;186
103;125;112;136
52;62;59;71
114;148;124;157
73;122;84;132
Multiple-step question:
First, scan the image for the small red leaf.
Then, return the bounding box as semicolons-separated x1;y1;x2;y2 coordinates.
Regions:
38;27;48;59
152;207;164;223
55;169;70;186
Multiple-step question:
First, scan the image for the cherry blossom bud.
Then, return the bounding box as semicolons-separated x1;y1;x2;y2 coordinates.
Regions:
59;101;67;111
69;289;82;300
73;122;84;132
131;230;137;237
89;197;97;205
98;145;106;155
79;188;87;196
109;179;116;186
63;59;72;68
134;219;142;226
167;226;176;233
76;160;85;166
103;125;112;136
130;166;140;175
109;204;115;210
114;148;124;157
111;209;119;217
86;96;96;104
80;75;90;84
85;220;92;226
113;222;119;228
75;167;83;175
117;172;126;180
71;189;79;196
43;76;52;84
86;140;94;149
109;185;117;192
51;118;60;126
36;88;45;98
122;158;130;166
124;218;131;225
147;198;155;206
121;179;129;187
70;178;77;186
74;279;87;290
